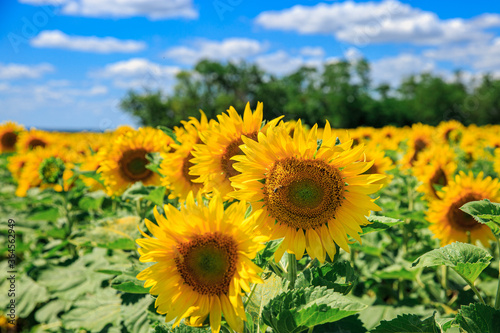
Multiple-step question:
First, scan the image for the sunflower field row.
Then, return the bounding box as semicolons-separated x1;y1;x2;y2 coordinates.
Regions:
1;104;500;333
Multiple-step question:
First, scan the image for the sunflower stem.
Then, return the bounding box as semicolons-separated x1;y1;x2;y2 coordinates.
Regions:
307;327;314;333
441;266;449;291
244;283;258;307
469;283;486;305
495;235;500;309
287;253;297;290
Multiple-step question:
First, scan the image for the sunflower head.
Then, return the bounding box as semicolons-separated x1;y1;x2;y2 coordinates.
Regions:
0;121;24;153
427;171;500;247
98;127;170;196
230;120;386;263
39;156;66;184
16;129;52;153
136;192;267;333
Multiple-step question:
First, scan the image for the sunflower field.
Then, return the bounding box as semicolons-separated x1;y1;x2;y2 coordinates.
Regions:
1;103;500;333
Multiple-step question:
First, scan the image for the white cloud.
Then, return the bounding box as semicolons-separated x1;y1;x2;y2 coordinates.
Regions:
18;0;197;20
31;30;146;53
93;58;180;89
0;63;54;80
425;37;500;71
299;46;325;58
255;51;321;75
164;38;265;65
255;0;500;45
371;53;435;86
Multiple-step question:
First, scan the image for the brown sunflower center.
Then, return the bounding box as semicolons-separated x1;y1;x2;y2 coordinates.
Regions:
264;157;345;230
175;232;238;296
118;148;152;181
182;151;198;183
221;132;258;179
447;193;483;231
430;168;447;197
1;131;18;149
410;138;427;164
28;138;47;150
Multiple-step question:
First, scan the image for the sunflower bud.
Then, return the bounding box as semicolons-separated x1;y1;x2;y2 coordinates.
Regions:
39;157;65;184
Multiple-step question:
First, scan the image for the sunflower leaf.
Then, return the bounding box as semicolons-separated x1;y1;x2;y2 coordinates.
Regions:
157;126;180;145
460;199;500;236
371;313;441;333
296;260;358;294
361;216;403;234
262;286;367;333
411;242;492;285
111;274;151;294
454;303;500;333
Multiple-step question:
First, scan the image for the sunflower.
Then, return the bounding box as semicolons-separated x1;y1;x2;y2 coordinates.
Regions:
427;171;500;247
14;147;78;197
7;153;30;181
360;143;394;184
400;123;437;169
0;122;24;153
373;125;402;151
159;113;214;201
16;129;53;153
98;128;171;196
413;146;457;200
437;120;463;143
229;121;386;263
136;192;267;333
494;148;500;177
190;102;282;199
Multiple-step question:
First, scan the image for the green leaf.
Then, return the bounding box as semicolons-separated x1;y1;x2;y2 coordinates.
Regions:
35;299;71;324
411;242;492;285
17;276;50;317
78;192;105;210
313;315;367;333
28;206;59;221
374;264;419;281
147;186;166;206
297;260;358;294
146;152;163;175
61;288;121;331
361;216;403;234
37;248;111;301
157;126;181;145
262;286;367;333
71;216;140;250
460;199;500;236
121;296;155;333
111;274;151;294
371;313;441;333
455;303;500;333
253;239;283;270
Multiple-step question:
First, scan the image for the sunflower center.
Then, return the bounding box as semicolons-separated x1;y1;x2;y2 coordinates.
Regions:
29;138;46;150
182;151;198;183
1;132;17;149
410;139;427;164
430;168;447;197
221;132;258;179
175;232;238;296
264;157;344;230
447;193;483;231
119;148;152;181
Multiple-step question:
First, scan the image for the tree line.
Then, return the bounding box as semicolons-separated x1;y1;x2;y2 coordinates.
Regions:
120;59;500;128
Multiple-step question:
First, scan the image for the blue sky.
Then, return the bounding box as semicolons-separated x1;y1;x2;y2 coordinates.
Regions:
1;0;499;130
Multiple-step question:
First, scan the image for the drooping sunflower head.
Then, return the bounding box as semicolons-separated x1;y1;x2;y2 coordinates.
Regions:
427;171;500;247
190;102;283;199
413;145;457;200
0;121;24;153
16;129;52;153
136;192;267;333
97;127;171;196
230;120;386;263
